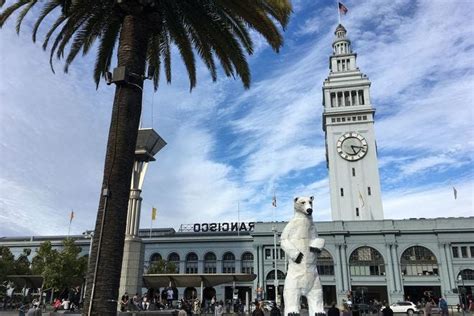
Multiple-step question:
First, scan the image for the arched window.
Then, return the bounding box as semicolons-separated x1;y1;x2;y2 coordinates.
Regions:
317;249;335;275
204;252;217;274
222;252;235;273
266;270;285;280
186;252;198;274
150;253;162;263
241;252;254;274
401;246;439;276
168;252;180;273
349;246;385;276
458;269;474;281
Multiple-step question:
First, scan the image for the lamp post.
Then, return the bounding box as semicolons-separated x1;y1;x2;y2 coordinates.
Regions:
118;128;166;298
272;223;279;306
457;274;466;316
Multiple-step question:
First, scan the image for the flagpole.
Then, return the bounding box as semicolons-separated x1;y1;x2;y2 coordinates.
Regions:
272;188;279;306
237;201;240;237
337;0;341;24
149;214;153;238
67;209;73;238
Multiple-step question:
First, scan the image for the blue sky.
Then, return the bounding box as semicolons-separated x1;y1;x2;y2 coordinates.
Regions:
0;0;473;237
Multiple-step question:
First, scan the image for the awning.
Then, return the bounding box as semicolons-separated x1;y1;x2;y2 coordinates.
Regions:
6;275;43;288
143;273;256;288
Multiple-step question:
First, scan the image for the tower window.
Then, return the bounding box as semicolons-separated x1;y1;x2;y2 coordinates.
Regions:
341;117;345;122
363;115;367;120
344;91;350;106
351;91;357;105
356;208;359;216
358;90;365;105
352;116;357;121
337;60;341;71
330;93;336;107
331;118;335;123
337;92;343;106
352;168;356;177
340;188;344;197
368;187;371;196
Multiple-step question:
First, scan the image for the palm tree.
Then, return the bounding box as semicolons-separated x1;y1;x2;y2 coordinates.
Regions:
1;0;292;314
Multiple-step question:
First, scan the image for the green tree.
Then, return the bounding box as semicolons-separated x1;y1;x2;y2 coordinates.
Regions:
1;1;292;315
0;246;15;281
14;248;32;275
147;258;177;274
31;240;87;291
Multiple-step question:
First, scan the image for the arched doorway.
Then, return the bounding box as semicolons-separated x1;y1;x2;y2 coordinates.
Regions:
265;270;285;301
401;246;441;303
349;246;388;303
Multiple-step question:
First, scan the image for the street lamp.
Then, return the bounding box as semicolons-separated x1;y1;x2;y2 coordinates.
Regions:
119;128;166;297
457;274;466;316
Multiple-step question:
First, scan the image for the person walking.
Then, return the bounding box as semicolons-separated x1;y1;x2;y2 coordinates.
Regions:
424;300;433;316
382;304;393;316
439;297;448;316
328;302;340;316
252;301;264;316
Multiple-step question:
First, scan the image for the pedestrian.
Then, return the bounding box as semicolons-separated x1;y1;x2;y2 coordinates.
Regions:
167;287;174;308
328;302;340;316
215;301;224;316
270;304;282;316
424;300;433;316
120;292;129;312
252;301;264;316
382;304;393;316
439;297;448;316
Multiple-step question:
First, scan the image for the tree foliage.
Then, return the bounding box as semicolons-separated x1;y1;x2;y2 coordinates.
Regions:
147;258;177;274
31;240;87;291
0;0;292;90
0;246;15;281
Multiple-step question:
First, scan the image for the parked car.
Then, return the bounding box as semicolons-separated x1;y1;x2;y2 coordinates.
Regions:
381;301;420;315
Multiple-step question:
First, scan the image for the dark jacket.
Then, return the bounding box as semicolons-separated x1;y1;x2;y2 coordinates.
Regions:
328;306;340;316
382;307;394;316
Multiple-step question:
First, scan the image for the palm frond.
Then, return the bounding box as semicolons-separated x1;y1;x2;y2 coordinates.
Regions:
0;0;30;27
32;0;62;43
15;0;37;34
93;18;121;87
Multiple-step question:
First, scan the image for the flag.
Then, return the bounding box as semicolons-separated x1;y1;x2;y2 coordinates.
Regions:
339;2;348;15
152;207;157;220
69;210;74;223
358;191;365;208
272;195;277;207
453;187;457;200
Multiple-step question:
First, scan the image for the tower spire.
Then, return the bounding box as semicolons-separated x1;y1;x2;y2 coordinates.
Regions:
321;24;384;221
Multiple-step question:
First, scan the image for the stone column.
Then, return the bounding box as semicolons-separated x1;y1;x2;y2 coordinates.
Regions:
340;244;350;293
385;243;396;293
335;243;346;304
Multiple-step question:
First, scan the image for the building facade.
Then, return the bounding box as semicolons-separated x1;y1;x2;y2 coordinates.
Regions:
1;218;474;306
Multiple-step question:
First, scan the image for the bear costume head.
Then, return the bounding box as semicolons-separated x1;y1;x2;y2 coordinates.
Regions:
293;196;314;216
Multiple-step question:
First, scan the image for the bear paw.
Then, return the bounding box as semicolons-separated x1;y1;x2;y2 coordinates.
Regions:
315;313;326;316
294;252;304;264
288;313;301;316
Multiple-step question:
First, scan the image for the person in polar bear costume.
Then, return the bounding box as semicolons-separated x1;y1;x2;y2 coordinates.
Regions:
281;196;325;316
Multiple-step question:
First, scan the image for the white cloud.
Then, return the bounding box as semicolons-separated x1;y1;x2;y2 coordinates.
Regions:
0;0;473;237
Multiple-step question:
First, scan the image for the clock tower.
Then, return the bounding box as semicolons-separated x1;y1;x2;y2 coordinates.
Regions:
322;24;384;221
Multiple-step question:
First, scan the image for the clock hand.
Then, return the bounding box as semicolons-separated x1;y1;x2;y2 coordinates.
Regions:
350;145;362;154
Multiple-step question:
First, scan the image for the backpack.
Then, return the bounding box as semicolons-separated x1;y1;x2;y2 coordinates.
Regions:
440;299;448;310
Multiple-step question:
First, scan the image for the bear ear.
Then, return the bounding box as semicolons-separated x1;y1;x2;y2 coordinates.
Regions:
294;197;299;203
310;196;314;201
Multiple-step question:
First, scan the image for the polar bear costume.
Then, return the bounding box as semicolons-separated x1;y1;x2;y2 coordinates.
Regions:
281;196;325;316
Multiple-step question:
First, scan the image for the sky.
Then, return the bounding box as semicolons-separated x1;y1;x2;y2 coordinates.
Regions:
0;0;473;237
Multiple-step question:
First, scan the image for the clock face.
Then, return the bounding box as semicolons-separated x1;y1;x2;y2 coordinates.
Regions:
336;132;368;161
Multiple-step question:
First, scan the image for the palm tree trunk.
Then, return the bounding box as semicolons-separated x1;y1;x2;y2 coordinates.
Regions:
83;14;149;316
